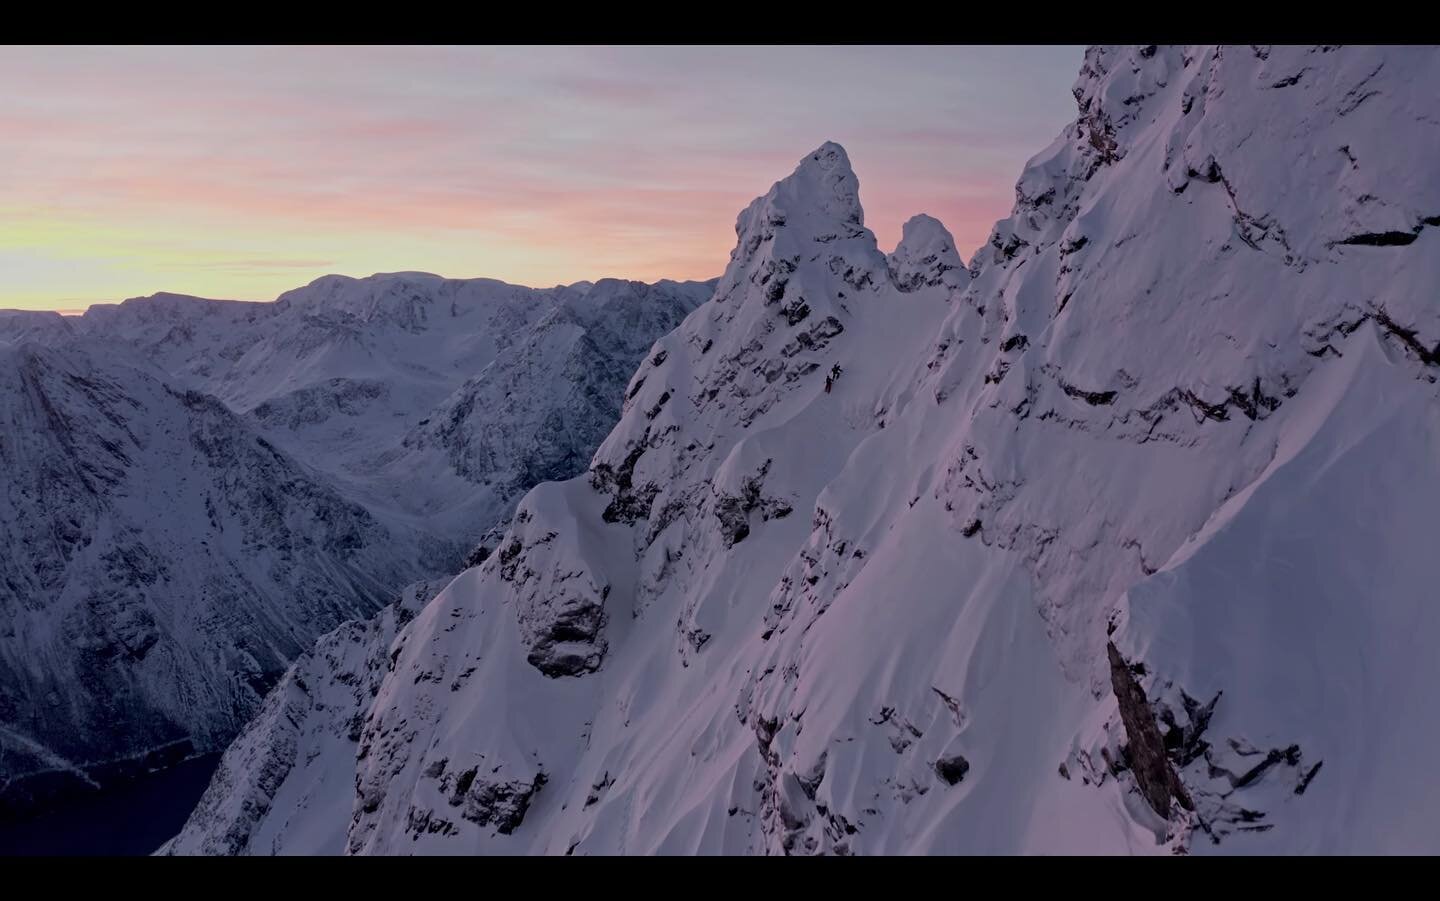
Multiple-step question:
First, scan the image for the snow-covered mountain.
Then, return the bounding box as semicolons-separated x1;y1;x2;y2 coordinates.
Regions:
343;277;712;538
0;274;712;818
0;342;450;816
57;275;712;545
0;310;78;348
166;44;1440;856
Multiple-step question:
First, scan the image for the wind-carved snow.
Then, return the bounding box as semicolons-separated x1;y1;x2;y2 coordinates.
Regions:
173;45;1440;856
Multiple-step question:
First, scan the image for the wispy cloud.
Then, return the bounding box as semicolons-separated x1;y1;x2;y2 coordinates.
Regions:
161;258;339;272
0;45;1083;310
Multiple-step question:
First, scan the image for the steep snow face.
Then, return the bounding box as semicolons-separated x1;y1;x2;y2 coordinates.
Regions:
0;343;447;815
174;45;1440;856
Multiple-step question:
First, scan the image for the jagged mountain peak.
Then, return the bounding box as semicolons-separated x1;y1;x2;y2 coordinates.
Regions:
778;140;862;223
729;142;868;253
888;213;967;292
665;142;890;426
589;143;937;524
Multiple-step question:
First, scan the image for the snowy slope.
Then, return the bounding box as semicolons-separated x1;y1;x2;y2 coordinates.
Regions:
0;343;450;815
173;44;1440;856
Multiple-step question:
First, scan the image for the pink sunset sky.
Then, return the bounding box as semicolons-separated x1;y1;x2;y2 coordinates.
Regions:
1;46;1083;312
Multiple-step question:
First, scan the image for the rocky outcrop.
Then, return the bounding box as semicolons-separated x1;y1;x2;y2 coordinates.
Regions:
450;771;547;834
1106;642;1193;817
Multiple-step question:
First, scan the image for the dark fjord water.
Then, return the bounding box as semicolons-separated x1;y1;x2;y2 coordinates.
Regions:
0;753;222;856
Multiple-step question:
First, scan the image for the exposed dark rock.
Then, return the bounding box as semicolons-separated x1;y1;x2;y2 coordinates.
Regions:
934;754;970;786
782;300;811;326
1107;642;1193;817
525;596;608;678
456;771;547;834
496;539;524;581
1226;378;1283;420
1179;389;1232;422
584;771;613;808
713;459;791;548
765;278;788;304
1373;307;1440;367
1295;761;1324;795
644;391;671;420
592;440;658;524
1061;381;1118;406
1333;231;1418;247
